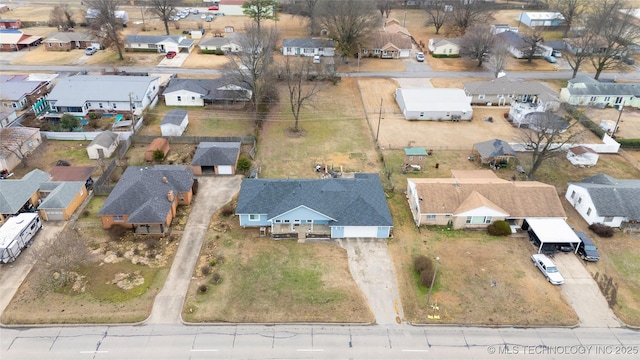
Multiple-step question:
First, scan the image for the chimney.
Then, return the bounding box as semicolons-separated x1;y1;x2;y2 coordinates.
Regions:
168;190;174;202
162;176;168;183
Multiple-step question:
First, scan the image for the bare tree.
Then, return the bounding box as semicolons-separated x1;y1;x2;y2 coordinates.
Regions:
225;23;279;124
545;0;587;37
459;25;494;67
147;0;178;36
86;0;126;60
316;0;380;60
487;43;510;78
520;112;583;180
522;28;545;64
242;0;279;33
280;57;322;133
49;4;75;30
0;130;36;168
563;31;596;78
448;1;494;36
303;0;320;35
376;0;392;19
424;1;449;35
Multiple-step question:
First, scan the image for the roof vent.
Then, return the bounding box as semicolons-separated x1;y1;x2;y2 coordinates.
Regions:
162;176;168;183
168;190;174;202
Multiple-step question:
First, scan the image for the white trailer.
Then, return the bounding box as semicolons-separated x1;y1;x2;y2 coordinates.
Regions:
0;213;42;264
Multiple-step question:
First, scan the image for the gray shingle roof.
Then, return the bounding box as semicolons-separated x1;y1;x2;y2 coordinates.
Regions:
282;38;334;48
473;139;516;159
163;77;251;101
47;75;159;107
125;34;193;48
0;169;50;214
199;32;240;47
191;142;240;166
236;173;393;227
161;109;188;126
463;76;559;102
0;75;46;102
98;165;193;224
564;75;640;97
570;174;640;219
38;181;85;210
89;130;118;149
44;32;98;43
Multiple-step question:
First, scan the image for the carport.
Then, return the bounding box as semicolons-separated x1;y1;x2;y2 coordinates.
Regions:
523;218;581;254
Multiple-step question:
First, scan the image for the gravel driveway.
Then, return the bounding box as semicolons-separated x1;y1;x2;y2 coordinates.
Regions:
553;252;621;328
338;239;404;325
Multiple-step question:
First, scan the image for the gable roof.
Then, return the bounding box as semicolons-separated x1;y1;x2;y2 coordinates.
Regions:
0;169;50;214
191;142;240;166
0;29;42;45
463;76;559;102
409;173;566;218
48;166;95;181
88;130;118;149
430;38;461;48
199;32;240;47
396;88;472;113
38;181;85;210
496;31;530;49
0;74;48;102
125;34;193;47
564;75;640;97
163;77;251;101
473;139;516;159
161;109;188;126
47;75;159;107
282;38;334;48
44;32;98;43
367;32;411;50
570;174;640;219
98;165;193;224
236;173;393;227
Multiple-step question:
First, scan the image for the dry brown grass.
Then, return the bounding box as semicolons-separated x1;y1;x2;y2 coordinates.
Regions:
583;107;640;140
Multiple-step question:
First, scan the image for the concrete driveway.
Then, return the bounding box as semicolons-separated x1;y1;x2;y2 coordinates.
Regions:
157;52;189;67
338;239;404;325
147;176;242;324
553;252;621;328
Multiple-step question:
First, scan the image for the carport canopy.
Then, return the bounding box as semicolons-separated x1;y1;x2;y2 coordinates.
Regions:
525;218;581;254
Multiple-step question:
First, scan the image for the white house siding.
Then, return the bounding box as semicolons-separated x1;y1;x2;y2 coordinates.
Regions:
164;90;204;107
160;121;187;136
560;91;640;108
87;143;116;159
565;185;625;227
430;44;459;55
219;5;244;16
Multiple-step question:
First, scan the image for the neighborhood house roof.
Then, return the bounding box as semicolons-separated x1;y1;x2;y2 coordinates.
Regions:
88;130;118;149
48;166;95;181
47;75;159;107
163;77;251;101
37;181;86;210
98;165;193;224
569;174;640;219
564;75;640;97
569;145;596;155
396;88;472;113
404;147;428;156
367;32;411;51
0;29;42;46
0;74;47;102
236;173;393;227
282;38;334;48
199;32;239;47
192;142;240;166
44;32;98;43
161;109;187;126
522;12;565;20
463;76;559;102
474;139;516;159
125;34;193;48
430;38;460;48
0;169;50;214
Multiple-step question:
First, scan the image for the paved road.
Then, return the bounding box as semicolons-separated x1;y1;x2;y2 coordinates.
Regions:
146;176;242;324
1;324;639;359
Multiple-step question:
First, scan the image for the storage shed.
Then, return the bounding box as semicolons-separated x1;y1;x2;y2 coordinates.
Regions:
160;109;188;136
567;146;599;167
86;130;119;160
145;138;170;162
394;88;472;121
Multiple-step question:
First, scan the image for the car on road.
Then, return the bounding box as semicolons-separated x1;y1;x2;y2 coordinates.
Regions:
552;50;562;58
208;5;219;10
531;254;564;285
166;51;177;59
416;52;425;62
85;47;97;55
574;232;600;262
544;55;557;63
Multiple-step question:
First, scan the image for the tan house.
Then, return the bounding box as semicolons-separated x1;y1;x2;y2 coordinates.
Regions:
407;170;566;230
0;127;42;172
44;32;100;51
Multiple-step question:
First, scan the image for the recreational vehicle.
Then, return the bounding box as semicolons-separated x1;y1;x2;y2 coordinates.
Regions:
0;213;42;263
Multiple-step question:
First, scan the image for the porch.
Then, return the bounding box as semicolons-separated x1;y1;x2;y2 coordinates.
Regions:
271;223;331;240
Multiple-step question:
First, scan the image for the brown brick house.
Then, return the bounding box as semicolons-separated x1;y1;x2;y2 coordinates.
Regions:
44;32;100;51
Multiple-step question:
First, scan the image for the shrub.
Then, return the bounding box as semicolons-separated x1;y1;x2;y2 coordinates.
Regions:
237;156;252;173
201;265;211;276
214;49;225;55
60;113;80;131
220;204;235;217
487;221;512;236
88;112;100;120
419;267;436;287
589;223;615;237
198;284;208;293
152;149;165;161
211;273;222;284
209;259;217;267
413;255;433;274
145;237;160;249
618;138;640;148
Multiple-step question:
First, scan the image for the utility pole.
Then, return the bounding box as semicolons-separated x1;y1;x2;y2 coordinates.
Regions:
376;97;382;141
613;100;625;137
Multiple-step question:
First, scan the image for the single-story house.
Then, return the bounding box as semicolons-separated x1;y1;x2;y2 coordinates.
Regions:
495;31;553;59
0;169;49;223
145;138;170;162
86;130;119;160
383;18;412;38
394;88;473;121
567;146;599;167
235;173;393;239
471;139;517;165
0;109;17;128
361;32;411;59
0;74;51;110
219;0;254;16
125;34;195;54
404;147;429;168
519;12;565;28
490;24;519;35
48;165;95;190
162;77;252;107
0;29;42;51
199;32;242;53
37;181;88;221
463;76;560;109
566;174;640;231
407;170;567;229
559;75;640;109
191;142;241;175
0;19;21;29
281;38;335;57
160;109;189;136
46;75;160;117
97;165;194;234
43;32;101;51
428;38;461;56
0;127;42;172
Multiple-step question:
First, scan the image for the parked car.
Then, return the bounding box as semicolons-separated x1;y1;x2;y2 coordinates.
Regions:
205;15;214;22
166;51;177;59
200;13;208;20
208;5;219;10
531;254;564;285
192;9;199;14
623;56;635;65
85;47;98;55
416;52;425;62
574;232;600;262
313;55;320;64
544;55;557;63
552;50;562;58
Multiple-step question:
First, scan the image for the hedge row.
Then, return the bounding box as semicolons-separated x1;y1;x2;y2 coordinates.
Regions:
431;54;461;58
201;49;225;55
618;138;640;148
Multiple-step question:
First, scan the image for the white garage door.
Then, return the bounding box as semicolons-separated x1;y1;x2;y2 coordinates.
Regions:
218;165;233;175
46;210;65;221
343;226;378;238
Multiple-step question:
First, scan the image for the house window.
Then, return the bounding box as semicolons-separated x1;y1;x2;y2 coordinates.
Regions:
590;96;597;102
448;48;452;54
578;197;582;204
113;215;125;222
48;43;53;47
604;97;610;102
274;219;282;223
374;49;381;54
113;103;117;109
586;208;592;216
603;216;613;222
307;220;313;223
99;103;103;108
419;112;425;117
466;216;492;224
177;96;182;102
426;214;436;220
191;96;195;100
409;156;413;160
249;214;260;221
479;94;485;100
570;190;575;199
284;219;290;223
418;156;423;161
615;97;623;104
